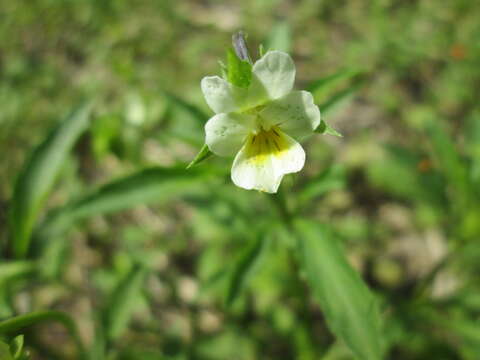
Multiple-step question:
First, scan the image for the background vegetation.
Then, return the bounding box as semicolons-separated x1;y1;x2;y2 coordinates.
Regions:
1;0;480;359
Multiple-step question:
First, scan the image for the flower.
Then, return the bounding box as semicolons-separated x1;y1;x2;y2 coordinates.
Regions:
201;51;321;193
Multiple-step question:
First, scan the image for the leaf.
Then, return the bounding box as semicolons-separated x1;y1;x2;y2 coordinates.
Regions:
163;91;209;125
265;22;292;53
225;234;270;307
307;69;361;94
8;102;92;258
424;118;470;205
0;261;36;284
315;121;343;137
298;164;346;206
319;81;363;116
0;340;13;360
37;166;216;239
187;144;213;169
103;264;148;340
295;220;383;360
10;335;24;359
0;311;85;357
227;48;252;88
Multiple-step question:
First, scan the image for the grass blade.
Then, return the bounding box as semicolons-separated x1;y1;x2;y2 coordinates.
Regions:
103;264;148;341
37;166;216;239
295;220;383;360
8;102;92;258
225;234;270;307
0;311;85;357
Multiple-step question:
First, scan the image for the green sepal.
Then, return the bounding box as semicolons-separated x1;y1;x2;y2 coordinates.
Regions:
227;48;252;88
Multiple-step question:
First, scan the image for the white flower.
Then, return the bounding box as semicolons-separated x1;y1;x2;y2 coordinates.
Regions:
201;51;321;193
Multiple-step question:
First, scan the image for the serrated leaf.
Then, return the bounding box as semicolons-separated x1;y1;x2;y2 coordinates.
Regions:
225;234;270;307
187;144;213;169
36;166;217;240
103;264;148;340
8;102;92;258
295;220;383;360
265;22;292;52
227;48;252;88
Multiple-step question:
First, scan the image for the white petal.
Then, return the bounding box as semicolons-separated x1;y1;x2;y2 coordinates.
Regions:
260;90;321;140
201;76;244;114
231;129;305;193
205;113;255;156
249;51;296;102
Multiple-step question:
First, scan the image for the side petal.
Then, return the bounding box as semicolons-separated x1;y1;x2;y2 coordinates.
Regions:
201;76;244;114
231;129;305;193
249;51;296;102
205;113;254;157
260;90;321;140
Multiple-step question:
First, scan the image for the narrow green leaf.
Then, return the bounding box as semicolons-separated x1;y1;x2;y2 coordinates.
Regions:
265;22;292;52
0;262;36;284
103;264;148;340
227;48;252;88
37;166;216;239
8;102;92;258
319;82;363;116
315;121;343;137
307;69;361;94
187;144;213;169
225;234;270;307
424;118;470;207
0;311;85;357
163;91;209;125
295;220;383;360
298;164;346;206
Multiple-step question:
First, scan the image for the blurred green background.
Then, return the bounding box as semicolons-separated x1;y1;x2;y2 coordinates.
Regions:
1;0;480;359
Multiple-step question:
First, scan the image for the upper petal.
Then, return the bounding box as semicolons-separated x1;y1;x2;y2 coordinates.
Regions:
231;128;305;193
205;113;254;157
249;51;296;102
201;76;244;114
260;90;321;140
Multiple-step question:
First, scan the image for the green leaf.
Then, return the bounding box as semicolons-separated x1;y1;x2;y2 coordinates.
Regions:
265;22;292;53
227;48;252;88
187;144;213;169
225;234;270;307
307;69;361;94
103;264;148;340
424;119;469;205
8;102;92;258
319;81;363;116
0;311;85;357
37;166;216;239
0;340;13;360
298;164;346;206
0;261;36;284
315;121;343;137
163;91;209;125
295;220;383;360
10;335;24;359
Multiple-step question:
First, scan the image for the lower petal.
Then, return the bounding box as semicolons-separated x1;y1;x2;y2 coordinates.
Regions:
231;129;305;193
